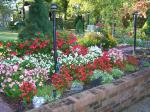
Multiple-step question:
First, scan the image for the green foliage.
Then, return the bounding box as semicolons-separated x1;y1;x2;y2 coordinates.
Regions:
4;84;21;98
18;0;52;39
117;37;145;47
111;68;124;79
143;61;150;67
37;85;53;97
143;9;150;36
101;72;113;84
64;19;75;29
101;33;117;50
78;32;103;47
2;70;23;98
19;60;36;69
90;70;103;81
76;20;84;34
78;31;117;49
125;64;137;72
90;70;113;84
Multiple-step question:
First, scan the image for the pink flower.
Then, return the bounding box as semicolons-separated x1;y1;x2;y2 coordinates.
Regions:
13;65;19;72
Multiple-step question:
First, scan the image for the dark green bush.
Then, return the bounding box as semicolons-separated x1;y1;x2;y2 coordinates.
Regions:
18;0;52;39
76;20;84;34
64;19;75;29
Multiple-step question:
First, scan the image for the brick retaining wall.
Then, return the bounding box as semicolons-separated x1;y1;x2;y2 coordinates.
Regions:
28;68;150;112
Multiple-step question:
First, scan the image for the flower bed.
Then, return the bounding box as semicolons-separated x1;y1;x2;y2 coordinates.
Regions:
27;68;150;112
0;32;149;111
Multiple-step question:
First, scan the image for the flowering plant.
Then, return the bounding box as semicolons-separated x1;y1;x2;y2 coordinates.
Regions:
0;64;48;98
126;55;139;66
108;48;124;62
56;32;77;55
93;52;112;72
1;35;51;56
19;82;37;103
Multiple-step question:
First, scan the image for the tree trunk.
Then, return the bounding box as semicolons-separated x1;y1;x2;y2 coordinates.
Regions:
23;0;25;20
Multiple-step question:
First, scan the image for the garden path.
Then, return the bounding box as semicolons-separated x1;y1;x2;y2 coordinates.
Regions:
0;97;14;112
122;97;150;112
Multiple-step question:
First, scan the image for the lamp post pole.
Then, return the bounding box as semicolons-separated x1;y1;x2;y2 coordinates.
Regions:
51;3;58;99
133;12;138;54
51;3;57;73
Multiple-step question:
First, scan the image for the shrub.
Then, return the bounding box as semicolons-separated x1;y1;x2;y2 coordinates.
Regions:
18;0;52;39
64;19;75;29
76;20;84;33
111;68;124;79
101;33;117;50
78;32;103;47
117;37;145;47
143;61;150;67
90;70;113;84
90;70;104;81
101;72;113;84
125;64;137;72
143;9;150;37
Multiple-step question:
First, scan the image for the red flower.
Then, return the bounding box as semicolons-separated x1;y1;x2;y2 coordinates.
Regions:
69;37;77;44
37;32;41;35
6;42;12;48
29;44;38;50
93;52;112;72
57;39;64;48
19;82;37;103
34;38;40;43
0;42;3;47
114;59;125;70
10;52;17;56
126;55;138;65
56;32;60;37
19;43;24;49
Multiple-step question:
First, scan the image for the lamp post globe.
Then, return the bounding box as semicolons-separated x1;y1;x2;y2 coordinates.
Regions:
50;3;58;11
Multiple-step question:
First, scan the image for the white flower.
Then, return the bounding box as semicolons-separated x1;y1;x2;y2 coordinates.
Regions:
39;82;43;87
19;75;24;79
7;78;12;82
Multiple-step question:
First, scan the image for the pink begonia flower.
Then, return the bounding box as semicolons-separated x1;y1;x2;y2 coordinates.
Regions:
13;65;19;72
0;89;3;92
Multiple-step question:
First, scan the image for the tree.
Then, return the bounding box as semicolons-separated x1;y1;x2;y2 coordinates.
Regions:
0;0;14;27
19;0;52;39
143;8;150;36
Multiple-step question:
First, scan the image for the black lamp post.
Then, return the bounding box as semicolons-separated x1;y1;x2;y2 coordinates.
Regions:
87;12;90;25
133;11;138;54
51;3;58;73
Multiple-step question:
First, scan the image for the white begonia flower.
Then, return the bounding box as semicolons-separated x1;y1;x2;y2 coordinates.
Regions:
19;75;24;79
7;78;12;82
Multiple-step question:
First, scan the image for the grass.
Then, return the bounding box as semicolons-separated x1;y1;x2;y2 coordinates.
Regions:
0;31;18;41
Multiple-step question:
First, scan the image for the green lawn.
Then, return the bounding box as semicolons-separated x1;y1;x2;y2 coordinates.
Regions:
0;31;18;41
